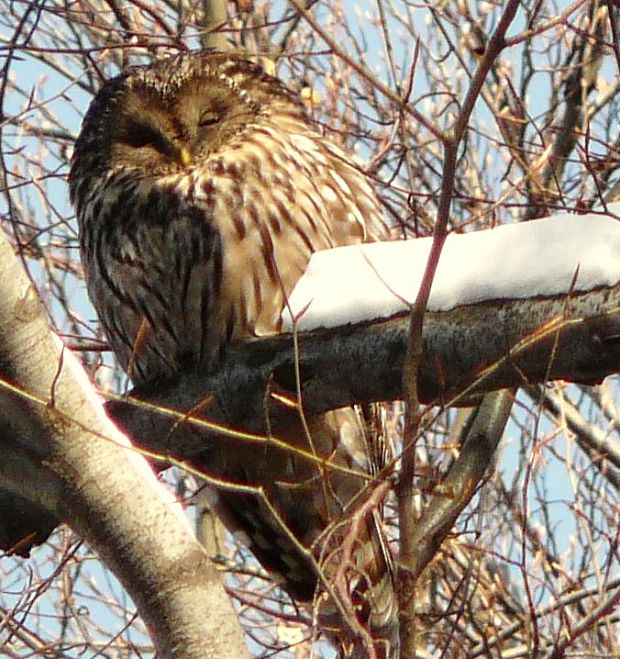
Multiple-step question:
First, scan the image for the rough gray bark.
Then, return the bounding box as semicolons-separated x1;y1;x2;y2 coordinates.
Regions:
107;283;620;461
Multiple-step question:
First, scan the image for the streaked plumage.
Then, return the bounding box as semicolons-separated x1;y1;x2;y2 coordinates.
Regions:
70;52;396;655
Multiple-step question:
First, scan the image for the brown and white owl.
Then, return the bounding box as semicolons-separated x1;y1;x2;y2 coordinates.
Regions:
70;51;396;656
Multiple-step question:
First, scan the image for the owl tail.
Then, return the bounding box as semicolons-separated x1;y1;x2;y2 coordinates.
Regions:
272;404;399;657
313;483;398;658
195;403;398;656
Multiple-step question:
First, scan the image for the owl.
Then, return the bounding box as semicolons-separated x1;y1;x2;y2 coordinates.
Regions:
70;52;396;656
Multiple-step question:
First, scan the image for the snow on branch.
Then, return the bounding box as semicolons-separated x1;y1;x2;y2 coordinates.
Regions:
283;204;620;330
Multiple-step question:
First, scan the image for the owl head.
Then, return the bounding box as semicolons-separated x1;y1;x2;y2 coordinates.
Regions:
69;52;306;204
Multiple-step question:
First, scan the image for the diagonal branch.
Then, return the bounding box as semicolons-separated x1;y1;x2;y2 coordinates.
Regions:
0;226;248;659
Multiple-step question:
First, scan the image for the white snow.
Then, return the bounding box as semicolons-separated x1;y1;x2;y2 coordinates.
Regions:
54;334;194;532
282;203;620;331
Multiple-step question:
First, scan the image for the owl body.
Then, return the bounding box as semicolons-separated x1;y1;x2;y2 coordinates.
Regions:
71;54;384;382
70;52;395;654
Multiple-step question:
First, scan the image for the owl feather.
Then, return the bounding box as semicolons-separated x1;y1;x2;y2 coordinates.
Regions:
70;51;396;657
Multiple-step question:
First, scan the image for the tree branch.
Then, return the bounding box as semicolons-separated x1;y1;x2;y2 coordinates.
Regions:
0;228;248;659
106;283;620;461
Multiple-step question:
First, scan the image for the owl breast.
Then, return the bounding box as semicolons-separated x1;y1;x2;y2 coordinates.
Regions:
77;120;380;384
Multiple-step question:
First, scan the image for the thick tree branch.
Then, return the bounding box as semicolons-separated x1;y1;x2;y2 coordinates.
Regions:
0;229;248;659
200;0;229;51
404;389;515;582
107;284;620;460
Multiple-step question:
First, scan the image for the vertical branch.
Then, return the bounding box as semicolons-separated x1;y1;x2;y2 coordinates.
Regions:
537;3;607;216
200;0;230;51
398;2;521;656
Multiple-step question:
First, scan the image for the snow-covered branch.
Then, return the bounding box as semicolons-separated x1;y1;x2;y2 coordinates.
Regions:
284;205;620;331
109;207;620;458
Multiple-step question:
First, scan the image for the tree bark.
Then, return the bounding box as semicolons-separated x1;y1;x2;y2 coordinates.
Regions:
107;283;620;462
0;229;249;659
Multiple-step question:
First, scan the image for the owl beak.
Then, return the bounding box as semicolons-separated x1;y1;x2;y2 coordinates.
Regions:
178;146;192;167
